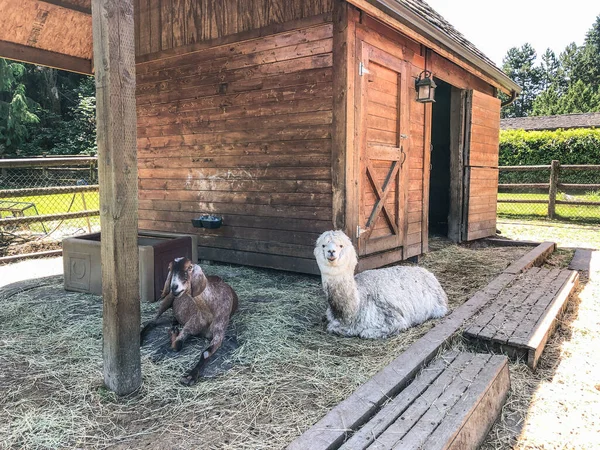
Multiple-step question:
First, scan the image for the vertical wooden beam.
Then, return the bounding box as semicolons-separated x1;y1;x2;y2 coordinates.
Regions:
461;90;473;241
548;160;560;219
448;87;465;242
420;48;432;254
92;0;141;395
338;2;359;240
331;0;349;231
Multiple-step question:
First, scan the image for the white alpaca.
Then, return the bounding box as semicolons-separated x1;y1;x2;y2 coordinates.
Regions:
314;230;448;339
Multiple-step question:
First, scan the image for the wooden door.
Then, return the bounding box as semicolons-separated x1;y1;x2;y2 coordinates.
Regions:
356;40;409;256
462;90;501;241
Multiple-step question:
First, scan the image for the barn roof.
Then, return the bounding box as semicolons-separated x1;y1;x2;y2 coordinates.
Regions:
0;0;520;95
355;0;520;94
501;113;600;131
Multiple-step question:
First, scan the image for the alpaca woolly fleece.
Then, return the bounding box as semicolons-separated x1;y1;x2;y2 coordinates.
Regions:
314;230;448;339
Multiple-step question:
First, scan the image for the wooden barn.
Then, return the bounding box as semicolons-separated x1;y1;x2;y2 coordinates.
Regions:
1;0;520;275
1;0;521;395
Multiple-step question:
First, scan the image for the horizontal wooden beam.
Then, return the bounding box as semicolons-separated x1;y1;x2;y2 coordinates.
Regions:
38;0;91;14
0;249;63;264
499;165;551;171
558;183;600;190
0;184;98;198
497;199;548;204
0;209;99;226
0;157;97;168
498;183;549;190
0;40;92;75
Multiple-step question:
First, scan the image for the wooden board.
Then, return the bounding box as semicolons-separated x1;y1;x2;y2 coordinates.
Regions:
0;0;92;71
464;268;579;369
504;242;556;275
464;90;501;241
286;270;518;450
135;0;334;56
136;18;334;274
92;0;141;395
334;351;509;450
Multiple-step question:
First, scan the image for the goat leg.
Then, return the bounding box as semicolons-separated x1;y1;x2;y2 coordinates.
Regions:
180;326;226;386
140;293;175;344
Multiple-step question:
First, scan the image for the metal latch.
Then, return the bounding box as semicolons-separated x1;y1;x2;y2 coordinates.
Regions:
357;225;367;238
359;62;369;76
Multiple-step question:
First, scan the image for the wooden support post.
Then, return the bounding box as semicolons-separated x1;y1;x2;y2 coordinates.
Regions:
92;0;141;395
548;160;560;219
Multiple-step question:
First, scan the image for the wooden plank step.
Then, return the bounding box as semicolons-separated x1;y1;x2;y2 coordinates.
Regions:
465;268;579;369
339;351;509;450
503;241;556;275
286;271;518;450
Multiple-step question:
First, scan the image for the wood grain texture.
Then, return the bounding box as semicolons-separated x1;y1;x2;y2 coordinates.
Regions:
286;270;517;449
465;268;578;370
0;0;92;62
92;0;141;395
136;19;333;273
463;90;501;241
135;0;334;56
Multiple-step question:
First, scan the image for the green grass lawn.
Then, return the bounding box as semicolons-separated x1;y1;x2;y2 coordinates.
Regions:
497;191;600;223
1;192;100;233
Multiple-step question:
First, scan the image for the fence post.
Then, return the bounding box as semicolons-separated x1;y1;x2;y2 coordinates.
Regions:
548;160;560;219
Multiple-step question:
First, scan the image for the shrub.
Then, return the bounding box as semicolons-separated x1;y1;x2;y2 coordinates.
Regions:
499;128;600;184
499;128;600;166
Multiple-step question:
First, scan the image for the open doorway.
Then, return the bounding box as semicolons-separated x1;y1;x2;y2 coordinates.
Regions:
429;79;452;236
428;80;466;242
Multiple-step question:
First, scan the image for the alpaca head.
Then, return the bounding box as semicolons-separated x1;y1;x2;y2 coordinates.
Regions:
314;230;358;276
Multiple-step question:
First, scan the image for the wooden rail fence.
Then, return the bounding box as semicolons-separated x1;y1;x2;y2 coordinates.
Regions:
498;161;600;219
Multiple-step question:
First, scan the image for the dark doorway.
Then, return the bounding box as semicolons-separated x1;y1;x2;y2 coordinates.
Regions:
428;79;452;236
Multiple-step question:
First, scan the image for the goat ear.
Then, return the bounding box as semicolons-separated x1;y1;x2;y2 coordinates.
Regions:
190;265;207;297
161;261;174;298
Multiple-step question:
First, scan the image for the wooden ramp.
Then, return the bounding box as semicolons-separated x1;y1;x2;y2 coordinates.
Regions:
464;267;579;369
338;351;510;450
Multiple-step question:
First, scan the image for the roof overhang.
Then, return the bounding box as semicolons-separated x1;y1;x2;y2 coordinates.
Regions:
348;0;522;96
0;0;92;74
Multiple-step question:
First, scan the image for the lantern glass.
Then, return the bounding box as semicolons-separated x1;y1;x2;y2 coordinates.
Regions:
415;71;437;103
418;83;431;101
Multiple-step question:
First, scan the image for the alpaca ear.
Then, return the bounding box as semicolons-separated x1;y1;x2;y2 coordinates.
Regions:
161;261;174;298
190;265;207;297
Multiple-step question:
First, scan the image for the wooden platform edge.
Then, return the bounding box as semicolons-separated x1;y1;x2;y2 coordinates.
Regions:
285;272;517;450
485;237;541;248
445;356;510;450
527;270;579;369
503;241;556;275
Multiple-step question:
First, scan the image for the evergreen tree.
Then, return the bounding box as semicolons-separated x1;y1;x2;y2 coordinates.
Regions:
540;49;560;90
0;59;39;156
501;44;543;118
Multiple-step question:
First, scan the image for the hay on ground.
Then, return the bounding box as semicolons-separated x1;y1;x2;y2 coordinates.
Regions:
0;241;530;449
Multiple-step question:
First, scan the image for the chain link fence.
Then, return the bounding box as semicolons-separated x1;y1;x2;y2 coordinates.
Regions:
0;157;100;259
498;161;600;224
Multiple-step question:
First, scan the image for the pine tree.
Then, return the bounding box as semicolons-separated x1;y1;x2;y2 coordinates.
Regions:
0;59;39;156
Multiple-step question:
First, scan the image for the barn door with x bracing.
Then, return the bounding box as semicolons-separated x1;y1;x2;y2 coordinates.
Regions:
356;40;409;256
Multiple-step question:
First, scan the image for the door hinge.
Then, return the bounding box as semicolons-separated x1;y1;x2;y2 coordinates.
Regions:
359;62;369;76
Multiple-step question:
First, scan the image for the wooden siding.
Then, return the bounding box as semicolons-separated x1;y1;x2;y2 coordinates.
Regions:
135;0;333;56
351;15;426;266
136;19;334;273
466;90;501;241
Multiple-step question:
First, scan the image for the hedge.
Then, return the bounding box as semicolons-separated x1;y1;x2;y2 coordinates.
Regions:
499;128;600;166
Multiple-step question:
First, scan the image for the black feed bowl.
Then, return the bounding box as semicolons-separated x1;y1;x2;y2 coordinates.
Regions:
191;215;223;229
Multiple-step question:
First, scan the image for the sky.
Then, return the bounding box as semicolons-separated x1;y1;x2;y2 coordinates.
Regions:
424;0;599;67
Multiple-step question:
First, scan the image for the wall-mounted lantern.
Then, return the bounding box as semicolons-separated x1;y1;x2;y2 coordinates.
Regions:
415;70;437;103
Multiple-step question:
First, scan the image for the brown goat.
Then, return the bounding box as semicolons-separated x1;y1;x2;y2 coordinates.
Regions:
141;257;238;385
